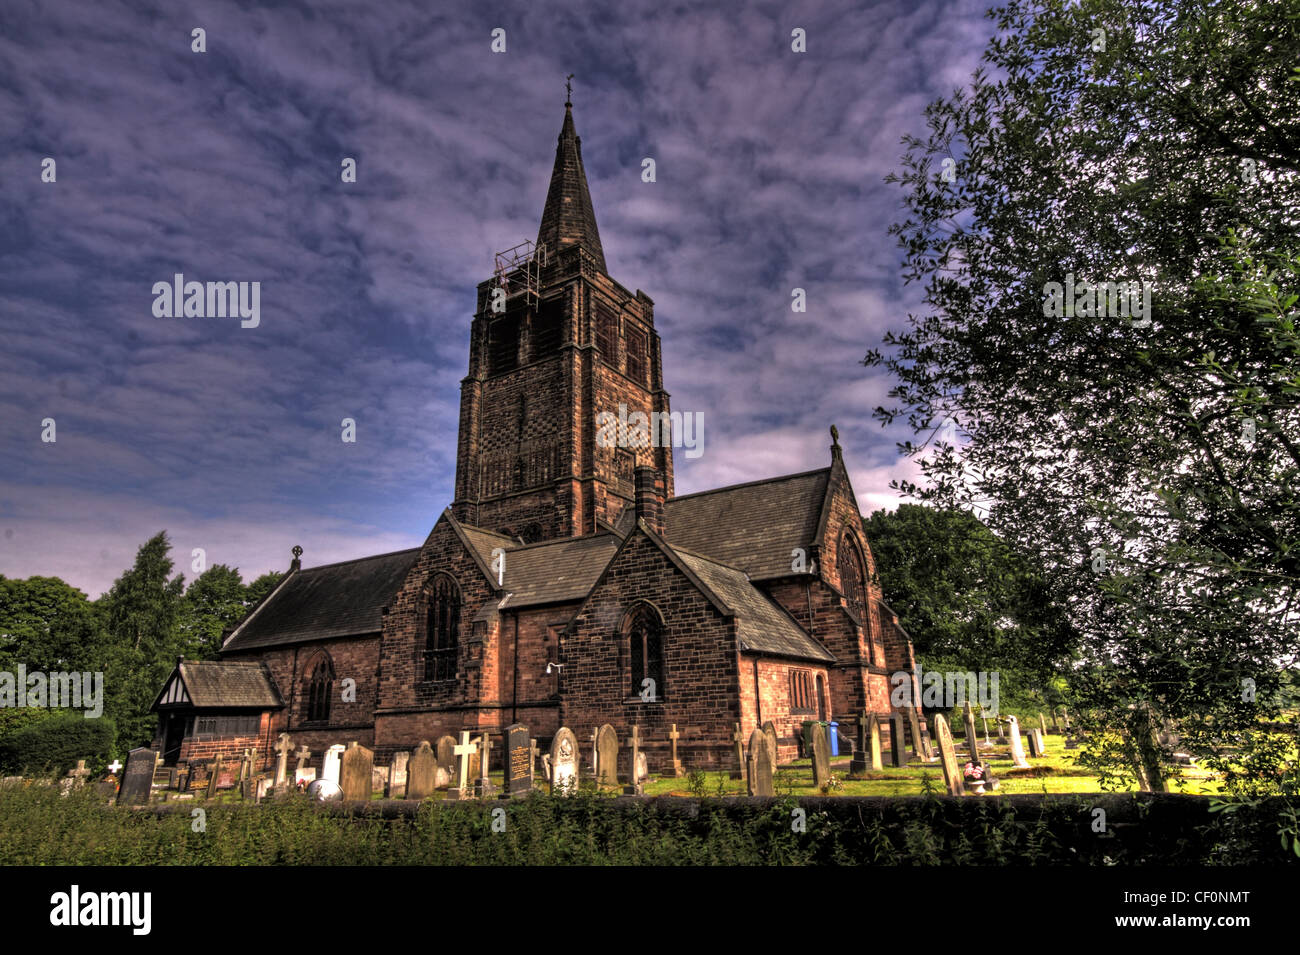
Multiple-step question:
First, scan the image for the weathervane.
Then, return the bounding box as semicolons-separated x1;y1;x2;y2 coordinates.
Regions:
565;73;574;106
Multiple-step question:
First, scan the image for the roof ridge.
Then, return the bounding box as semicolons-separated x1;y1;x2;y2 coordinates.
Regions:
295;546;422;573
492;530;618;553
666;467;831;503
668;544;750;576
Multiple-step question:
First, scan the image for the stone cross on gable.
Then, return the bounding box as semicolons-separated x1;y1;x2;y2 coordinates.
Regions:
107;759;123;775
453;731;477;798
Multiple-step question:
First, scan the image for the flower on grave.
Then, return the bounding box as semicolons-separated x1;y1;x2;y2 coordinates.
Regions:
963;761;984;780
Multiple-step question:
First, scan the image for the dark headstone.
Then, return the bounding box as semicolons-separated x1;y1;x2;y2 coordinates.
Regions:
889;712;906;767
505;723;532;797
119;748;157;806
1028;728;1045;758
595;724;618;787
810;723;831;788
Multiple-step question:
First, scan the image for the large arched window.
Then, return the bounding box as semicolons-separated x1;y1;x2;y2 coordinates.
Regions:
306;655;334;723
624;603;664;702
838;532;868;622
425;574;460;682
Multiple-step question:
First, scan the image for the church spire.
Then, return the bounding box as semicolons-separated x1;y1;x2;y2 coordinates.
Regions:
537;92;606;273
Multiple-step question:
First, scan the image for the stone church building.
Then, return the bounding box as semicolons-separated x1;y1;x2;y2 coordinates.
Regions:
152;99;921;777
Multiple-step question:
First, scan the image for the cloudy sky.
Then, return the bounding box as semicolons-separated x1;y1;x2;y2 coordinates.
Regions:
0;0;993;597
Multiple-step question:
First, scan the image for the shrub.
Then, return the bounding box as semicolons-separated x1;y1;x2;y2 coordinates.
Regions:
0;712;116;776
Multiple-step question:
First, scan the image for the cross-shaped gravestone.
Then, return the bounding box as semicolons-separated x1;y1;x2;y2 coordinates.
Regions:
107;759;123;775
666;723;684;777
65;759;91;789
730;723;747;782
623;725;642;794
274;733;293;787
453;731;477;799
529;738;539;776
295;745;312;770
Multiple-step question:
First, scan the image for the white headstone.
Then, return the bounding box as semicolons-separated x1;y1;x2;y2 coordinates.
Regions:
322;744;345;785
1006;716;1030;769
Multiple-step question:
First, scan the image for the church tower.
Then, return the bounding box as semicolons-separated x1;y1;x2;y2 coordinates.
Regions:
452;98;675;541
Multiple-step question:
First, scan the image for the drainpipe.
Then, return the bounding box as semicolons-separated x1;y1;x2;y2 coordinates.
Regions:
753;659;762;726
511;613;520;725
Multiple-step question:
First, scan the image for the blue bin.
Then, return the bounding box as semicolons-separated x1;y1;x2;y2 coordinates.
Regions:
829;721;840;756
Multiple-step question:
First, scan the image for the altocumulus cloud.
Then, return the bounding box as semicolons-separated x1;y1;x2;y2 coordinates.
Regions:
0;0;990;595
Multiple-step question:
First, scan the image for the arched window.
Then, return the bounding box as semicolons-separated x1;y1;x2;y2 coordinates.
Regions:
306;656;334;723
838;532;868;622
425;574;460;682
624;604;664;702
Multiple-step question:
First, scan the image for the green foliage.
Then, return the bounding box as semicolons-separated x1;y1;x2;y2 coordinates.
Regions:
0;712;116;776
870;0;1300;790
176;564;252;659
0;575;105;674
0;787;1292;866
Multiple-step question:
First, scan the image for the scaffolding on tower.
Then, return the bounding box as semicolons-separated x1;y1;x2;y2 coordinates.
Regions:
494;239;547;311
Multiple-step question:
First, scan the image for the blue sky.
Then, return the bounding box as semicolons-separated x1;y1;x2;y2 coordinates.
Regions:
0;0;993;597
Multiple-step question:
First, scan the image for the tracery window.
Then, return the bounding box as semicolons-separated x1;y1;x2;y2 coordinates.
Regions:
424;575;460;682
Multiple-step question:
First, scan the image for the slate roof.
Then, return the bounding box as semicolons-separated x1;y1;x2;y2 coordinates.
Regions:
154;660;282;710
663;468;830;579
671;547;835;663
498;534;621;608
222;548;421;651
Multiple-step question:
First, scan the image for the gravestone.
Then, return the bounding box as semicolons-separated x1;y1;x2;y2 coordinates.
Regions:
623;725;642;795
475;732;494;797
273;734;293;791
435;736;456;783
963;702;981;765
1038;712;1048;737
889;712;906;767
1050;709;1061;734
119;747;158;806
864;713;883;770
761;721;779;770
64;759;91;790
730;723;748;781
590;728;599;777
595;724;619;787
1028;728;1045;758
636;751;648;783
205;756;223;800
293;745;312;786
549;726;579;794
340;742;373;801
666;723;685;777
453;731;477;799
810;722;831;788
996;717;1006;742
1006;716;1031;768
386;751;410;798
931;714;965;796
850;711;871;775
505;723;532;797
322;744;345;785
406;741;436;800
747;728;774;796
907;707;927;761
529;738;539;777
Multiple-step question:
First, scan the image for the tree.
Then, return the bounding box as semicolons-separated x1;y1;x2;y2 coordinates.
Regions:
864;504;1076;694
177;565;248;659
99;532;185;748
869;0;1300;789
0;575;105;674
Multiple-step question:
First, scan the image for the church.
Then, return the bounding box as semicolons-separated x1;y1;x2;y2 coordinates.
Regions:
151;97;921;777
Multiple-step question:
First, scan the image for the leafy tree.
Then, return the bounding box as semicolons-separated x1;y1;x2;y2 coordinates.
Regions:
870;0;1300;788
245;571;284;609
0;575;105;674
99;532;185;748
177;564;248;659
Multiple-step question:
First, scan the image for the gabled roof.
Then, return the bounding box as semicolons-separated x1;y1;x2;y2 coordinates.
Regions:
497;534;621;608
221;548;421;652
153;660;283;711
671;548;835;664
537;102;606;271
663;468;831;579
